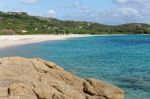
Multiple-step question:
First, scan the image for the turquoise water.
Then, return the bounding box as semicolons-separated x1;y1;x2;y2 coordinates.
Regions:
0;35;150;99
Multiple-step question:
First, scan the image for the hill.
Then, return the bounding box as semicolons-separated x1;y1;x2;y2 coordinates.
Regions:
0;11;150;35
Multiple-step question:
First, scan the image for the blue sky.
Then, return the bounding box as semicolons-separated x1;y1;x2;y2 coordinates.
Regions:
0;0;149;25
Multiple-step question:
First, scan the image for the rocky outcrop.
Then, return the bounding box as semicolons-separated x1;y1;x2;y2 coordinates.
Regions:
0;57;124;99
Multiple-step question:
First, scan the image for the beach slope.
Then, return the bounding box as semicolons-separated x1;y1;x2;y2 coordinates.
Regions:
0;34;90;49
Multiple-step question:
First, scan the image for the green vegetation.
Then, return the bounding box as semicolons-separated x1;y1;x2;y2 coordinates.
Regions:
0;11;150;35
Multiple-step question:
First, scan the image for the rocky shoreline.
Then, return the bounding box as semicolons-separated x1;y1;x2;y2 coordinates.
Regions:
0;57;124;99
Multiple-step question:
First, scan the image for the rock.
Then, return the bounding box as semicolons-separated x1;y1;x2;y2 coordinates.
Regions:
9;83;37;99
86;78;124;99
0;57;124;99
0;87;9;97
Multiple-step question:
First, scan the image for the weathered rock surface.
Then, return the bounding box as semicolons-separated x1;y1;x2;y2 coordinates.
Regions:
0;57;124;99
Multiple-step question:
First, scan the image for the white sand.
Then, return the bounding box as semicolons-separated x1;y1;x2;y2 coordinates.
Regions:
0;34;91;49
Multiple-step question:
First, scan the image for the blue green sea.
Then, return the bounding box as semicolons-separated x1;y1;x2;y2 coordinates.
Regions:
0;35;150;99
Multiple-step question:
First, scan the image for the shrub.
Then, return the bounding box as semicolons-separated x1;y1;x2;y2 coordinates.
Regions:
0;29;16;35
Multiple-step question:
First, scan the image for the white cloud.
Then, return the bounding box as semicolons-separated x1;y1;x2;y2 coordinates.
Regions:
114;0;150;7
61;0;150;24
110;0;150;24
62;1;91;12
22;0;38;4
113;7;141;17
47;9;56;18
62;1;80;8
115;0;129;3
115;0;149;4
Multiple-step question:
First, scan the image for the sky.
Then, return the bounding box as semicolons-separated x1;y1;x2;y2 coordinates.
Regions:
0;0;149;25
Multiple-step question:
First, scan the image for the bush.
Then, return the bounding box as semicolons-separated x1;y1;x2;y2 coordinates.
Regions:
0;29;16;35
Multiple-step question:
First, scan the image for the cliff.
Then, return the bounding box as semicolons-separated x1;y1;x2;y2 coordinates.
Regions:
0;57;124;99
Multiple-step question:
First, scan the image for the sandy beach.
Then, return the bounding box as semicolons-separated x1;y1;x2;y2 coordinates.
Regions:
0;34;91;49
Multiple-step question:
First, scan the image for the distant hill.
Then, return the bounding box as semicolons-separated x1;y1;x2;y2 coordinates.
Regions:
0;11;150;35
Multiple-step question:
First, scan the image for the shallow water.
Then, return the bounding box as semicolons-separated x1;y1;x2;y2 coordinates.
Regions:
0;35;150;99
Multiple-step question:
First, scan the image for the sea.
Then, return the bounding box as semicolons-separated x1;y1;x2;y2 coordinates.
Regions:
0;34;150;99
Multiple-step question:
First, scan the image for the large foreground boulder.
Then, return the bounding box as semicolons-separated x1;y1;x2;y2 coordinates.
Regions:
0;57;124;99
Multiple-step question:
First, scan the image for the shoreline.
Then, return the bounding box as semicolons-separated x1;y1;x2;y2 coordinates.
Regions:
0;34;93;49
0;34;149;50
